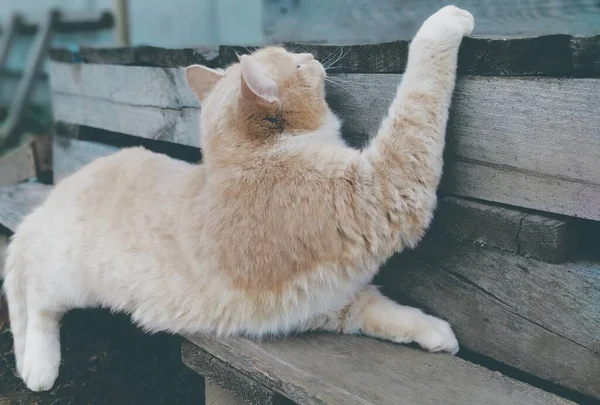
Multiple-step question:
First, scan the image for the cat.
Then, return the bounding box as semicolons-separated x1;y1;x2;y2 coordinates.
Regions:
4;6;473;392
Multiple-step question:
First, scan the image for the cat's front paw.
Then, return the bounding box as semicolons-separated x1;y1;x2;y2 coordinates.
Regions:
419;6;474;40
415;315;459;355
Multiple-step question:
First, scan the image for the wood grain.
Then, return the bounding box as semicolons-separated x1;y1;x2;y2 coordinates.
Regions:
51;93;199;147
0;183;51;231
183;342;292;405
0;141;37;186
434;197;574;263
377;232;600;398
48;63;600;220
49;35;600;77
182;333;574;405
205;382;248;405
327;74;600;220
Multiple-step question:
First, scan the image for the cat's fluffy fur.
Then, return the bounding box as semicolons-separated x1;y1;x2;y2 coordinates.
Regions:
4;6;474;391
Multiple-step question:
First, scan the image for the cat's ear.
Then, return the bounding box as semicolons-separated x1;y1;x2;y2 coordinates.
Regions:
240;55;279;104
185;65;224;101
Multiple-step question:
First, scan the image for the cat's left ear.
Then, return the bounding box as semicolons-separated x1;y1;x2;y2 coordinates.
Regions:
240;55;279;104
185;65;224;101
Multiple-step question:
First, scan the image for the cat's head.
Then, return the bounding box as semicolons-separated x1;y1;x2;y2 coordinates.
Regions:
185;47;334;152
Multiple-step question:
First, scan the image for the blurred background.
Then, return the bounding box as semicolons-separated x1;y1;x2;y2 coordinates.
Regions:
0;0;206;111
0;0;215;186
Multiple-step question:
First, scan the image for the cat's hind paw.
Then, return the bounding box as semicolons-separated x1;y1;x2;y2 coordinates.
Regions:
22;357;60;392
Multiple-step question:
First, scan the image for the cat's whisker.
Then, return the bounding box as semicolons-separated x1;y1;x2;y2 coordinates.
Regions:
324;47;350;71
322;47;345;69
324;77;361;101
322;48;341;70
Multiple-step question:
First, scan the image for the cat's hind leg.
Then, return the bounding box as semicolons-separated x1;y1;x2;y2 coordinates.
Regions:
312;285;458;354
2;260;29;378
21;303;64;391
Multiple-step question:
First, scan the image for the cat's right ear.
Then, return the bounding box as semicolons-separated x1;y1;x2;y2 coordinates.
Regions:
185;65;224;101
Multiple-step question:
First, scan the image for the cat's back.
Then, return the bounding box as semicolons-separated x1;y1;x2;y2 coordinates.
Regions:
17;147;200;243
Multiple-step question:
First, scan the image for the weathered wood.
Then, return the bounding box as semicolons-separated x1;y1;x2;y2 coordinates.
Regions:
182;342;291;405
32;134;52;174
0;135;51;186
48;63;198;109
433;197;574;263
0;140;37;186
50;93;200;147
183;333;574;405
327;74;600;220
377;232;600;398
49;62;600;220
441;159;600;222
206;382;248;405
0;183;51;231
49;35;600;77
53;135;120;182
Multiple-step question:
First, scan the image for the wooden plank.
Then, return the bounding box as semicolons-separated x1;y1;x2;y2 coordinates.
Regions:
48;35;600;77
48;63;199;110
434;197;573;263
0;140;37;186
206;382;248;405
32;134;52;174
51;93;199;147
377;232;600;398
53;135;120;182
183;342;290;405
49;62;600;219
183;333;574;405
326;74;600;220
440;159;600;222
0;183;51;231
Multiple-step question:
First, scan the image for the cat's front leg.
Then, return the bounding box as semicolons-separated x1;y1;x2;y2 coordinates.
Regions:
309;286;458;354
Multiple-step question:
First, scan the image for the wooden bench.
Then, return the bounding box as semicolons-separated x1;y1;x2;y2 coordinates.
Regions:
0;34;599;404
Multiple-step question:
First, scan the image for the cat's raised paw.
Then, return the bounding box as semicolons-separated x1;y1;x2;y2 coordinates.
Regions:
422;5;474;38
415;315;459;355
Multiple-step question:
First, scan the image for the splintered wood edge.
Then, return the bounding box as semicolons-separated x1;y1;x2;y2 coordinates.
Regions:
48;35;600;77
433;197;574;263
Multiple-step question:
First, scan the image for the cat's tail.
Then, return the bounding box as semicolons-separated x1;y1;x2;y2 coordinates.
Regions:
3;236;29;377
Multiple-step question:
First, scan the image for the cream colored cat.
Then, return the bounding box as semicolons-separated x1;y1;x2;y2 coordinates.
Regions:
4;6;473;392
